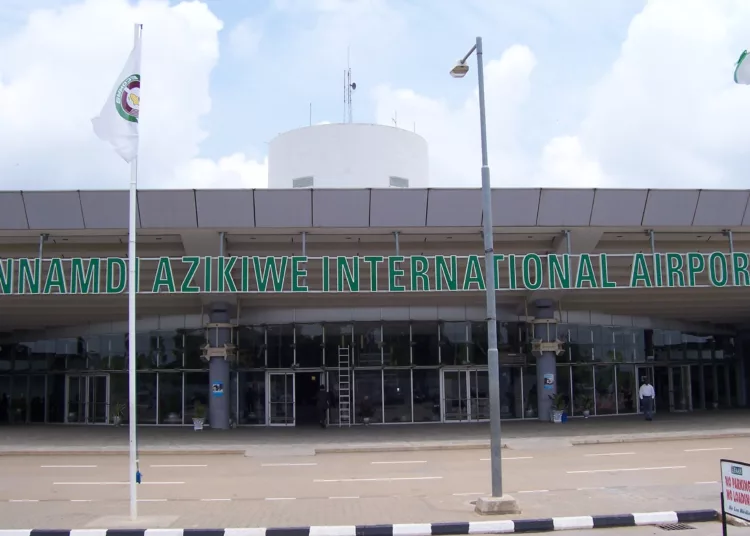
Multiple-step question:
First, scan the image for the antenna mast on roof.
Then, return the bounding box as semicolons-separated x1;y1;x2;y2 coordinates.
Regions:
343;46;356;123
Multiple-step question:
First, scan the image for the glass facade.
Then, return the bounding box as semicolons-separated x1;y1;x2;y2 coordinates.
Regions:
0;322;743;425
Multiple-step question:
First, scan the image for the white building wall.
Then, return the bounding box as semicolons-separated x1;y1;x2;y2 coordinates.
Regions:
267;123;429;188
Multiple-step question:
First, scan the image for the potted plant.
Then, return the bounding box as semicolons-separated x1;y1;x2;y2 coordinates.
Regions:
578;395;594;418
111;402;126;426
548;393;566;424
193;401;206;431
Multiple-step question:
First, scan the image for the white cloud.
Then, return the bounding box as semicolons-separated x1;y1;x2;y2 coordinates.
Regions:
0;0;266;190
174;153;268;189
566;0;750;188
373;45;537;187
228;17;262;59
373;0;750;189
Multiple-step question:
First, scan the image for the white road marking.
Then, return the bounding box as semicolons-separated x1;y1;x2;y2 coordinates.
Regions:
261;463;317;467
453;492;486;496
684;448;733;452
479;456;533;461
41;465;98;468
53;481;184;485
329;496;359;499
71;499;94;502
371;461;427;465
584;452;635;457
314;476;443;483
201;498;232;502
265;497;296;501
9;500;39;503
517;490;549;494
150;464;207;468
696;481;719;485
567;466;686;474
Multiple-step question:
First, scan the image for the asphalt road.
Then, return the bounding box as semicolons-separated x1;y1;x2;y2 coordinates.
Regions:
0;437;747;529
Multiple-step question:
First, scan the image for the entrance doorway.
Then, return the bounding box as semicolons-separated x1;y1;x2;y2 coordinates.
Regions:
295;372;325;425
670;365;692;411
65;374;109;424
441;369;489;422
266;372;294;426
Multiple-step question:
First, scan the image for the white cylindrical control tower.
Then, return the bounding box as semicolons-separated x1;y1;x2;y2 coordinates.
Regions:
267;123;429;188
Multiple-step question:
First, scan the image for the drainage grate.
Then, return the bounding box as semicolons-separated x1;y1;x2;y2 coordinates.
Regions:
657;523;695;531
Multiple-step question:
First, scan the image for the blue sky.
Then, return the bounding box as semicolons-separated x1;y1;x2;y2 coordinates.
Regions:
0;0;748;190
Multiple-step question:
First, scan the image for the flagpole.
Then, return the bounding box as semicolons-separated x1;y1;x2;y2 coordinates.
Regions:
128;22;141;522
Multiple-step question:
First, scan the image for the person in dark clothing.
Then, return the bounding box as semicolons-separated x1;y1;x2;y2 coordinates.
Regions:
316;385;329;428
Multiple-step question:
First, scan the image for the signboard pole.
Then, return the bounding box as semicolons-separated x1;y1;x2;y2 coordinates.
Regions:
721;491;728;536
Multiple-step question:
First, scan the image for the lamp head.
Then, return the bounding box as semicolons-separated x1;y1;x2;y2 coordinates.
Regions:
450;61;469;78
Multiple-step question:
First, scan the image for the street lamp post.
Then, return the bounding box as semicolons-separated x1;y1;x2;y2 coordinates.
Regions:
451;38;517;513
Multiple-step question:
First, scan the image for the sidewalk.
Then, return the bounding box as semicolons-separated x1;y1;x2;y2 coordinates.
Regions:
0;410;748;456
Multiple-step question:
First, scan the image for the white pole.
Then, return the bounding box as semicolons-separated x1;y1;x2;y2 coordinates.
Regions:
128;22;141;522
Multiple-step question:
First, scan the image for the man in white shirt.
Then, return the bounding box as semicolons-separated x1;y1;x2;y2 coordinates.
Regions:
639;377;655;421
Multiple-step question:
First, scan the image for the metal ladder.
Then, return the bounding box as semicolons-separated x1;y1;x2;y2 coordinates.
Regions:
337;346;352;427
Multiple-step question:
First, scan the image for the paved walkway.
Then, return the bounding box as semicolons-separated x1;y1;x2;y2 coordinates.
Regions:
0;410;748;455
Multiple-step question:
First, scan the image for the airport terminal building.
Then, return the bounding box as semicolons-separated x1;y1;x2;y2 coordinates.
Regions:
0;124;748;429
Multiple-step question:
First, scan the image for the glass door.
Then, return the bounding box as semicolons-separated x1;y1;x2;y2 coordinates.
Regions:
469;370;489;420
670;365;691;411
267;372;295;426
66;375;109;424
442;370;469;421
88;375;110;423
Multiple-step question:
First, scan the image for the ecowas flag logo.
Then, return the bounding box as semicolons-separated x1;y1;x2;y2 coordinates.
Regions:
115;74;140;122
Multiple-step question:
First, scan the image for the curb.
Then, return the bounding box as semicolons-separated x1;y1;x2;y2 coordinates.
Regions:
0;510;719;535
571;430;750;446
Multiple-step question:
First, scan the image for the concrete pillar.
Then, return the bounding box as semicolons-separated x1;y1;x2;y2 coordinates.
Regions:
207;302;231;430
533;299;557;422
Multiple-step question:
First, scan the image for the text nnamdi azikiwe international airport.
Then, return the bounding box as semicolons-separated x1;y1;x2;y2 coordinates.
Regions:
0;252;749;295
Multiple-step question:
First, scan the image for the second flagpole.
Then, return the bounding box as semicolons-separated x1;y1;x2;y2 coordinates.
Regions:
128;22;142;522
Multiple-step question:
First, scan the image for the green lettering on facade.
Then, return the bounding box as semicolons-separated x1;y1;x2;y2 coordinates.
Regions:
687;252;705;287
337;256;359;292
493;254;505;290
410;256;430;291
575;254;598;288
71;258;100;294
388;256;405;292
653;252;664;287
629;253;652;288
291;256;308;292
181;256;201;293
0;258;12;294
666;253;686;287
363;256;384;292
548;254;570;289
522;254;542;290
18;258;40;294
253;256;288;292
732;252;750;286
217;256;238;293
203;256;213;292
599;254;616;288
106;258;126;294
463;255;485;290
322;256;330;292
43;258;67;294
708;252;728;287
508;255;517;289
435;255;458;291
153;257;176;293
241;256;249;292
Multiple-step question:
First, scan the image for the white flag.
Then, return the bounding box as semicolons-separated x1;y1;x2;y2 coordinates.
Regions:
734;50;750;85
92;36;141;162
